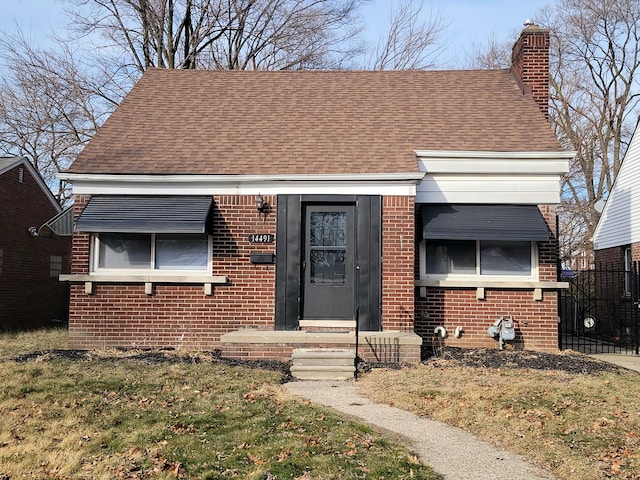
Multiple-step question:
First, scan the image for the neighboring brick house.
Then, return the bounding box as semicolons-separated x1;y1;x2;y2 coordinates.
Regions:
591;120;640;339
0;157;71;330
59;23;572;361
593;120;640;270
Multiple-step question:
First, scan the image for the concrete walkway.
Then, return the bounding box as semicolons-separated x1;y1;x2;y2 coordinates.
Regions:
589;353;640;373
283;380;556;480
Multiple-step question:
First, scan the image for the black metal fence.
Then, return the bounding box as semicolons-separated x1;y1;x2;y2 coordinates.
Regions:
559;262;640;354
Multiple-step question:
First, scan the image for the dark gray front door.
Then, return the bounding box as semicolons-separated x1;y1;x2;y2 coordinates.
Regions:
303;205;355;319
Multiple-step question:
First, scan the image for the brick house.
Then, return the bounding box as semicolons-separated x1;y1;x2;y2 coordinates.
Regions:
593;119;640;270
591;119;640;340
0;157;71;330
59;24;572;363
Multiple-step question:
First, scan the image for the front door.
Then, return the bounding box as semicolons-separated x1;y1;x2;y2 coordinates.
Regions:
302;205;355;320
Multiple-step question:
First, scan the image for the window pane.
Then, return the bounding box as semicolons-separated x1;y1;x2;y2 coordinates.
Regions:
155;234;208;270
98;233;151;268
625;247;632;294
50;255;63;277
310;249;346;283
310;212;346;246
426;240;475;274
480;241;531;275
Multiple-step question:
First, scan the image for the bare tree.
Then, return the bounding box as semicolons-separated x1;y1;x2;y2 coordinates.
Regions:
465;33;512;70
467;1;640;267
544;0;640;265
0;34;111;204
68;0;364;71
368;0;446;70
0;0;366;204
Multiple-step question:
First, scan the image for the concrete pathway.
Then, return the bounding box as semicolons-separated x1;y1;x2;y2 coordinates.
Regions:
283;380;556;480
589;353;640;373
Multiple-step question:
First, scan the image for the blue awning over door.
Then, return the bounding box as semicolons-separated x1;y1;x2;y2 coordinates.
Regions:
421;204;550;241
75;195;213;233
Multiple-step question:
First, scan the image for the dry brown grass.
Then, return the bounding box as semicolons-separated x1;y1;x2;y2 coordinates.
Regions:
356;360;640;480
0;328;439;480
0;327;69;358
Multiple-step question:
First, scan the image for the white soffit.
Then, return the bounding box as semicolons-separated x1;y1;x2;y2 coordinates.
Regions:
415;150;573;175
57;172;423;196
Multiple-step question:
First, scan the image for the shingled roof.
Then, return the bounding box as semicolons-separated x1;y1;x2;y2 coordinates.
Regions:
67;68;563;176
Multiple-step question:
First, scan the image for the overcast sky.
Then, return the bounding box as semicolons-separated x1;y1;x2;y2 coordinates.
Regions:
0;0;552;68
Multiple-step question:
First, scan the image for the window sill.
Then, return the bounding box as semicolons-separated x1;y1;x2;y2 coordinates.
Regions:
59;273;229;296
415;279;569;301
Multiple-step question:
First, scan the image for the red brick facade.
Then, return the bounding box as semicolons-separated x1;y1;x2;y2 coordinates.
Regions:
381;196;415;331
414;205;561;352
67;195;563;355
0;162;70;330
595;243;640;269
69;194;277;349
67;194;420;353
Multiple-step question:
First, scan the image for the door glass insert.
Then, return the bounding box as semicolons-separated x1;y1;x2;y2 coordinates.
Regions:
309;211;347;284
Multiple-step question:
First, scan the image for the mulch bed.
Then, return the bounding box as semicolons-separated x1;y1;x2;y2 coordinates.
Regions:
425;346;624;375
10;348;293;381
8;345;626;378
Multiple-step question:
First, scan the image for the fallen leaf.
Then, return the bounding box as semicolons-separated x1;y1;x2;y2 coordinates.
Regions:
247;453;266;465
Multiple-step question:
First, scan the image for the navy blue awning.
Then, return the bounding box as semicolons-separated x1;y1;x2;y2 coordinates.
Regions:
76;195;213;233
421;204;549;241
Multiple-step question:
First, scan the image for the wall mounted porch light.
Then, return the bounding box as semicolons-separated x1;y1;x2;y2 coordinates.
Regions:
255;194;270;218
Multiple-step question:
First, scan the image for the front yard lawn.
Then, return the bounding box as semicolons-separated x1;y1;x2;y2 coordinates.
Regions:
0;328;438;480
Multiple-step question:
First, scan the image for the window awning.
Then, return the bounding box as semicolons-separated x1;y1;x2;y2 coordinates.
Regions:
76;195;213;233
421;204;549;241
40;207;74;236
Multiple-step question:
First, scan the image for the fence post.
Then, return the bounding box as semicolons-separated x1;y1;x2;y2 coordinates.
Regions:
634;261;639;355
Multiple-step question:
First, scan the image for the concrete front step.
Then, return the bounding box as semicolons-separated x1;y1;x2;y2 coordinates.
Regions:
290;365;355;381
298;320;357;332
292;348;355;366
290;348;356;380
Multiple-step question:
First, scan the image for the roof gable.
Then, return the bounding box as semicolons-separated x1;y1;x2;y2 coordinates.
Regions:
67;69;563;176
0;157;62;213
593;121;640;250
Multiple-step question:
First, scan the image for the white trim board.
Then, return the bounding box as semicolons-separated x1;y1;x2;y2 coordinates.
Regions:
417;175;562;204
57;173;422;196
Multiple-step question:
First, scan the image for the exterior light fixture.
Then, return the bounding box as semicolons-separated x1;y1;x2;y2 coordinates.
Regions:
255;194;269;217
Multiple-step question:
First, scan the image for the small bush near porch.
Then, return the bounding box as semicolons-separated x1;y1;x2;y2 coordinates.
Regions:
0;328;438;480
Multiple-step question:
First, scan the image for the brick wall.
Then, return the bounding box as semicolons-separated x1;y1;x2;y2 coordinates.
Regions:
415;205;560;353
0;163;70;330
381;196;415;331
68;193;421;354
595;243;640;268
68;194;277;349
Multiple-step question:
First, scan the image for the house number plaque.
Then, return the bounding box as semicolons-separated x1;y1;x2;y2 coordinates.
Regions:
248;234;274;244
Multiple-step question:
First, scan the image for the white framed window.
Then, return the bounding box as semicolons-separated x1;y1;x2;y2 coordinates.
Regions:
420;239;537;280
624;246;632;296
50;255;63;277
92;233;212;273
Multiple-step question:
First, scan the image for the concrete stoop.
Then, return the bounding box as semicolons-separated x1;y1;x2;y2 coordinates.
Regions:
290;348;356;381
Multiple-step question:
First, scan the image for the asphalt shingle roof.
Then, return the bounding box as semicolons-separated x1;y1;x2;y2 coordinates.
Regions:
67;68;563;175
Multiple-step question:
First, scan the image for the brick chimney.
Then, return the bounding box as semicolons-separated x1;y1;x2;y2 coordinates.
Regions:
511;21;550;119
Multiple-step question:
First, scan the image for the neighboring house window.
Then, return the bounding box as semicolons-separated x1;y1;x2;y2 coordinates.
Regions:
50;255;63;277
93;233;211;272
624;247;632;296
421;240;536;279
